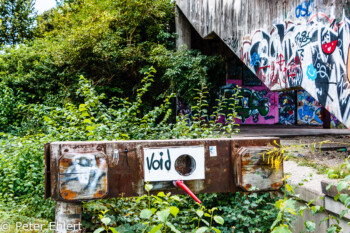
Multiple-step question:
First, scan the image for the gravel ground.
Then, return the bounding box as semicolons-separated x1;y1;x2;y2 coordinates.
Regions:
284;160;333;194
281;135;350;168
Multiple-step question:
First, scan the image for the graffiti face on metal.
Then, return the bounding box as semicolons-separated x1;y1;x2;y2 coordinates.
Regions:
143;147;205;182
59;152;108;200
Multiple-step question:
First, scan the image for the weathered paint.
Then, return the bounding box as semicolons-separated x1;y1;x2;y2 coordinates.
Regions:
59;152;108;201
225;80;279;124
175;0;350;128
55;202;82;233
233;147;283;191
297;90;323;125
279;91;296;125
46;138;281;201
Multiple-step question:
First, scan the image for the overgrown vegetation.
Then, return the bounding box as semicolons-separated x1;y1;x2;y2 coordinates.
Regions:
83;187;279;233
4;0;348;233
0;0;225;134
0;0;236;231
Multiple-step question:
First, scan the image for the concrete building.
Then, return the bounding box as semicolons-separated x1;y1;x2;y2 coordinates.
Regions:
175;0;350;129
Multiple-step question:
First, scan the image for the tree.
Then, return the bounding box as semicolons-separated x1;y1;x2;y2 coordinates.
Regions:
0;0;36;45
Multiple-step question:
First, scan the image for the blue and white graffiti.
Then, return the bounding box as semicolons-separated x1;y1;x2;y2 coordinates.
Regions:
60;153;108;200
240;12;350;128
297;90;323;125
295;0;313;18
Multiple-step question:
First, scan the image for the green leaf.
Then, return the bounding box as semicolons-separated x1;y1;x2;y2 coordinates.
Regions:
170;206;179;218
212;227;221;233
201;219;210;226
101;217;111;225
286;207;297;215
195;226;209;233
93;228;105;233
334;194;340;201
213;215;224;225
337;181;348;192
285;184;294;193
110;227;119;233
271;225;292;233
320;216;329;225
196;210;204;218
83;119;92;124
275;200;285;210
166;222;181;233
340;209;348;219
311;206;323;215
136;195;147;202
149;224;163;233
157;192;166;197
157;208;170;222
79;104;87;111
140;209;153;220
305;221;316;232
299;206;307;217
326;182;334;190
327;225;337;233
344;197;350;207
170;196;180;202
307;199;315;206
145;184;153;192
81;111;90;117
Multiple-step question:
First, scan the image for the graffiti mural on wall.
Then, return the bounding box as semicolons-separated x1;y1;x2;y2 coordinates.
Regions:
240;12;350;127
279;91;296;125
238;88;274;123
297;90;323;125
331;114;344;128
224;81;278;124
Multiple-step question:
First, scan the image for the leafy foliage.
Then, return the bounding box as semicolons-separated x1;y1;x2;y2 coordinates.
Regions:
0;69;239;224
0;0;36;45
84;188;281;233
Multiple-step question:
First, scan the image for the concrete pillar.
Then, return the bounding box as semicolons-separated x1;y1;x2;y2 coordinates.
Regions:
175;6;191;49
55;202;82;233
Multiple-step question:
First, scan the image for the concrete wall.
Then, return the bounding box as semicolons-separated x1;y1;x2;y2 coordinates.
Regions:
176;0;350;128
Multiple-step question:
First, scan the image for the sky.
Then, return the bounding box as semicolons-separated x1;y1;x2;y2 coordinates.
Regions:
34;0;57;14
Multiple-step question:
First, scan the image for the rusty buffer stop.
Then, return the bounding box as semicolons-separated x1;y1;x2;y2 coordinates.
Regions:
45;138;284;202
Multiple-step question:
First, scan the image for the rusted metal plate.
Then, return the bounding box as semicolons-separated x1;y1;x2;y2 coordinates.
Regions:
235;147;283;191
59;152;108;200
47;138;280;201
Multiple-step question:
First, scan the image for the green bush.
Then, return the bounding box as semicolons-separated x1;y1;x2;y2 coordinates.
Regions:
0;69;239;222
82;191;279;233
